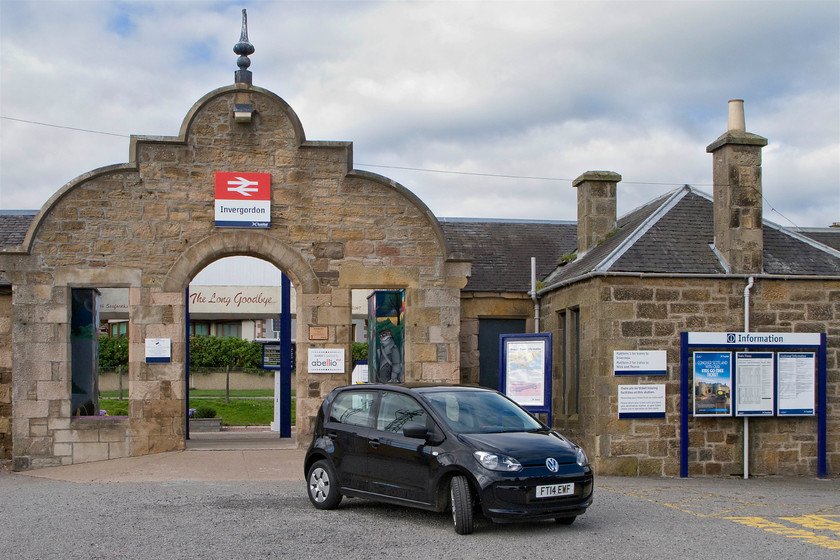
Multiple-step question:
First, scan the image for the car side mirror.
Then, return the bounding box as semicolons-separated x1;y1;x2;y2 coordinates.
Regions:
403;423;428;440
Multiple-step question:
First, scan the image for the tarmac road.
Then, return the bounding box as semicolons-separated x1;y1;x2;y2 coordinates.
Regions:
1;449;839;560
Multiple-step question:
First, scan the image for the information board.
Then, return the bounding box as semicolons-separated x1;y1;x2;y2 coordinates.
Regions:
777;352;816;416
499;333;552;417
734;352;774;417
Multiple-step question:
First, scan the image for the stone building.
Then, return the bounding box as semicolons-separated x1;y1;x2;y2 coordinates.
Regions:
1;40;838;476
537;102;840;476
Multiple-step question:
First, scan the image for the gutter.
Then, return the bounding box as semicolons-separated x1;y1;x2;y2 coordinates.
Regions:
537;270;840;296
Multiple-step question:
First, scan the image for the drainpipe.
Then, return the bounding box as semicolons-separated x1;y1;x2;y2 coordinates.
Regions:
743;276;754;479
530;257;540;333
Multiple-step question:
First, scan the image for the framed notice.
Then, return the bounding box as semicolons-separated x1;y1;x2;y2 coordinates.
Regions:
145;338;171;364
692;352;732;416
734;352;774;417
308;348;345;374
777;352;816;416
618;384;666;419
499;333;552;413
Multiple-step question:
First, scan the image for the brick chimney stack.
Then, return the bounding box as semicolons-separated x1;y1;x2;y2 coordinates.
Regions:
573;171;621;255
706;100;768;274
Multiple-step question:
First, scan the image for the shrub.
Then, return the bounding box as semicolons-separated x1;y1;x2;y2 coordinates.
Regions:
99;335;129;368
352;342;369;363
191;405;217;419
189;336;263;369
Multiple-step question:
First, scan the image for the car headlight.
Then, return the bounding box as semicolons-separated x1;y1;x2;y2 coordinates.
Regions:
576;447;589;467
474;451;523;472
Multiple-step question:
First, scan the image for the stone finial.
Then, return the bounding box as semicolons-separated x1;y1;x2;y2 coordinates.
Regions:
233;9;255;85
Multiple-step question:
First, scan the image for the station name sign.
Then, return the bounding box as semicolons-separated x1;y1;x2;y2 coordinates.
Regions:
214;171;271;228
687;332;821;347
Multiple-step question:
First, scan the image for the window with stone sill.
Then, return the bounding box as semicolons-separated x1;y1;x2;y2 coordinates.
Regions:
71;287;131;417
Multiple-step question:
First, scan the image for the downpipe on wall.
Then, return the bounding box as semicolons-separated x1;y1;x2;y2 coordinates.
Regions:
743;276;754;479
530;257;540;333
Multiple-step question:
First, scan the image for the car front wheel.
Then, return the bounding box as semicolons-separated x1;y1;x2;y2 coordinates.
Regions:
450;475;474;535
307;459;342;510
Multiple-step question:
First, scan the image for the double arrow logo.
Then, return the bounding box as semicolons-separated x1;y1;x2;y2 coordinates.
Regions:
226;176;260;196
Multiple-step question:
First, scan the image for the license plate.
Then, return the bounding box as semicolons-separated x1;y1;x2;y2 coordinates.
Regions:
535;483;574;498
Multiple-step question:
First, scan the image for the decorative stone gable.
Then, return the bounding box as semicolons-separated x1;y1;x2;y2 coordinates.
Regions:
1;83;468;468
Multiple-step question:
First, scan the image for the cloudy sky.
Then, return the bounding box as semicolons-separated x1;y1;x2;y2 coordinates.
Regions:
1;0;838;229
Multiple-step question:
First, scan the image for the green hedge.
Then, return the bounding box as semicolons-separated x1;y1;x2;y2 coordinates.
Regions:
99;335;129;368
99;335;369;371
188;336;262;369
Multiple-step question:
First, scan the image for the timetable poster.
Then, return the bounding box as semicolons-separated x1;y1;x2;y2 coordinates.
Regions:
734;352;775;417
777;352;816;416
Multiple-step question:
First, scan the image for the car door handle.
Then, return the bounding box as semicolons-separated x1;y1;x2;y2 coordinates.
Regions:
368;438;380;448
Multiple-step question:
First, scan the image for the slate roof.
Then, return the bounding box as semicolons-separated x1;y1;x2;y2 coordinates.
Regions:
799;229;840;251
438;218;576;292
0;210;36;247
543;186;840;289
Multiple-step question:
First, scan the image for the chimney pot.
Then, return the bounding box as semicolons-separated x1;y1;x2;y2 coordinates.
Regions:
728;99;746;132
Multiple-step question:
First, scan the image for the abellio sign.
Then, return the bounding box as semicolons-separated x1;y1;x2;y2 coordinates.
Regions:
214;172;271;228
308;348;345;374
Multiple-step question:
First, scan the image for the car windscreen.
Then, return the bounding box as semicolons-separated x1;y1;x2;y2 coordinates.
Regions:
421;390;544;434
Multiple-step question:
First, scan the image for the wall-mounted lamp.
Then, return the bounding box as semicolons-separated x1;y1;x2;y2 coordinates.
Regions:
234;103;254;123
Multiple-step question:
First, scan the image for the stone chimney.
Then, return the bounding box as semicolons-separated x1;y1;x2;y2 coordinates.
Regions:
573;171;621;255
706;100;768;274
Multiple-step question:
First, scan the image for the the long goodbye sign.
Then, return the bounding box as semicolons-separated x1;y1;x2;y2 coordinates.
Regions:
214;172;271;228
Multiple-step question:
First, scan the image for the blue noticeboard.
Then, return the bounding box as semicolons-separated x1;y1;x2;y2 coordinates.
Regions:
680;332;827;478
498;333;552;421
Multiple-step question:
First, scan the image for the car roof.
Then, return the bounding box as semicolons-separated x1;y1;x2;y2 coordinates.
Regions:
336;383;493;394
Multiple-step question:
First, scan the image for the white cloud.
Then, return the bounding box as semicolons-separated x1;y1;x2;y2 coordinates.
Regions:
1;0;837;227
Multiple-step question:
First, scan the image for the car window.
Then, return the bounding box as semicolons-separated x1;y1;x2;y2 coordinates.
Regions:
376;392;428;433
423;390;543;434
329;391;376;427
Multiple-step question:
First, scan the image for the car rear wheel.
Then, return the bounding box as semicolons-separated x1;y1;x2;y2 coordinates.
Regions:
555;516;576;525
450;475;474;535
307;460;342;510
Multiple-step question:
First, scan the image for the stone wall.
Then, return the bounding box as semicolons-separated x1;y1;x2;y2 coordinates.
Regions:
0;84;467;468
0;292;11;462
542;275;839;477
458;292;534;385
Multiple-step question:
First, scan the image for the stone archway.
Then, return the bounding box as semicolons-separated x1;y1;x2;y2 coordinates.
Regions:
162;230;319;444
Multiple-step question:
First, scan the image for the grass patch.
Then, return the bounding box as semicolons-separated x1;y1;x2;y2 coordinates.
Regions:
99;395;294;426
99;399;129;416
189;389;276;398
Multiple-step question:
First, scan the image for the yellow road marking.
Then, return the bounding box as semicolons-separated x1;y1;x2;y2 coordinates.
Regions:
726;516;840;551
781;515;840;537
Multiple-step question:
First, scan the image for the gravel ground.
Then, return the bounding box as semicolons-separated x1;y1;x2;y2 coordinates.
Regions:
2;472;839;560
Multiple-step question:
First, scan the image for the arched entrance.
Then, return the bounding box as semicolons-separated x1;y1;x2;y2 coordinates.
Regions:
164;231;318;448
183;255;294;448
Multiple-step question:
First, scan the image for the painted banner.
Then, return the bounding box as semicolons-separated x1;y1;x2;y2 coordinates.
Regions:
214;171;271;228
